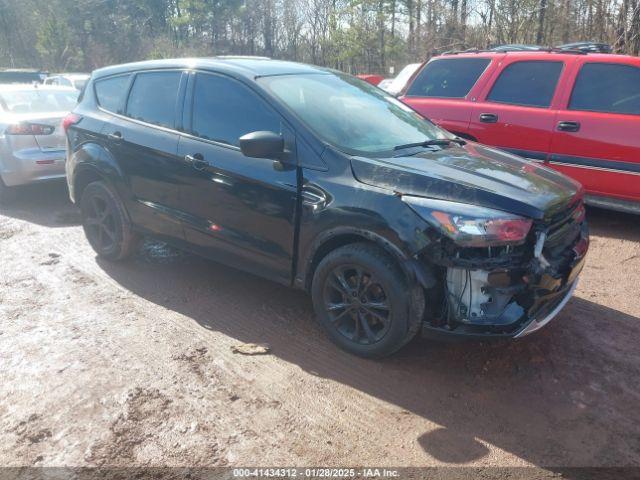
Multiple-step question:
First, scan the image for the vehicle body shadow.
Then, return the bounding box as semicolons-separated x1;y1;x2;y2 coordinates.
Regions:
0;181;80;227
586;206;640;242
96;237;640;473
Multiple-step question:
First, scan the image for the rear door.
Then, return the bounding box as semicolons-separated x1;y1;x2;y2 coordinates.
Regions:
468;58;570;162
549;59;640;203
99;70;188;241
176;71;298;284
401;57;493;137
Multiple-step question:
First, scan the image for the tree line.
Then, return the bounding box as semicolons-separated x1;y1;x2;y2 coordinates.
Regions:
1;0;638;76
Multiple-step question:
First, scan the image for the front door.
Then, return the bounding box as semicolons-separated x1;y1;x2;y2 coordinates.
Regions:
549;60;640;203
468;59;568;162
177;72;298;284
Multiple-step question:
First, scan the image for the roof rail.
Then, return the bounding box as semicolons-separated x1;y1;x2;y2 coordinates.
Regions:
489;44;544;52
440;48;484;55
439;42;613;56
214;55;272;60
555;42;612;53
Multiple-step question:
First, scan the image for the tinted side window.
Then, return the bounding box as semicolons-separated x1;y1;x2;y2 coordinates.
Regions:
94;74;131;113
126;71;182;128
406;58;490;98
487;61;563;108
569;63;640;115
191;73;281;147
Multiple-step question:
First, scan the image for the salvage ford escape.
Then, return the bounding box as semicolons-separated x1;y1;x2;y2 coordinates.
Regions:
65;58;588;357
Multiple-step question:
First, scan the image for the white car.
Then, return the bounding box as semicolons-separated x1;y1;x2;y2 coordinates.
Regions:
44;73;90;91
0;84;78;200
380;63;422;95
377;78;394;91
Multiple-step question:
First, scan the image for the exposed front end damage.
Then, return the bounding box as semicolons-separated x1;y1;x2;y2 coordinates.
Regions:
417;196;588;339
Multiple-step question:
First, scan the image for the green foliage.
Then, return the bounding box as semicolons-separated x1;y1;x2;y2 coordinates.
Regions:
0;0;637;74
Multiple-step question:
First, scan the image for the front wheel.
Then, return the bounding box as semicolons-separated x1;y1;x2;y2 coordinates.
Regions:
80;181;139;261
311;243;424;358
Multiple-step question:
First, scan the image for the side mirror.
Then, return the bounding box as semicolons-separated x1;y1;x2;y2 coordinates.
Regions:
239;131;285;159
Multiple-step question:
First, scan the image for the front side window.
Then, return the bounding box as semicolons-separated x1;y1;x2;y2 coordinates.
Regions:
94;74;131;113
191;73;281;147
405;58;491;98
487;61;563;108
569;63;640;115
260;72;450;155
126;71;182;128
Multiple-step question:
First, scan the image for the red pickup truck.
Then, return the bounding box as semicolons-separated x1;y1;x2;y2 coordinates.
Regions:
400;50;640;214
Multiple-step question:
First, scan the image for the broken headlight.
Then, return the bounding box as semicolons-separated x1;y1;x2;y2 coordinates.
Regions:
403;196;532;247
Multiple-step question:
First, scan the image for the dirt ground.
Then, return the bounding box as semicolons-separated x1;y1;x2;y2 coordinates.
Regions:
1;182;639;472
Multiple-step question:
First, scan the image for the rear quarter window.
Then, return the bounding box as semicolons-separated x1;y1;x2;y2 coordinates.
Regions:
569;63;640;115
94;74;132;113
487;61;563;108
406;58;491;98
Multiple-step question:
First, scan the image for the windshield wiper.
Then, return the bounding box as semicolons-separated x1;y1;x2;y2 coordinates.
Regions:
393;137;466;151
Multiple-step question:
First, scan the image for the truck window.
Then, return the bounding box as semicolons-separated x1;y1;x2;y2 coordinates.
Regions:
487;61;563;108
405;58;490;98
126;71;182;128
569;63;640;115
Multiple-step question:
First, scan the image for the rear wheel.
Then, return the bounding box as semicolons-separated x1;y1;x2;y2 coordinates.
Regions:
80;181;139;260
0;178;16;203
311;243;423;358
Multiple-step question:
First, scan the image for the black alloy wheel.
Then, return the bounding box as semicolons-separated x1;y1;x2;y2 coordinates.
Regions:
80;181;139;260
323;265;392;345
311;243;423;358
84;194;118;253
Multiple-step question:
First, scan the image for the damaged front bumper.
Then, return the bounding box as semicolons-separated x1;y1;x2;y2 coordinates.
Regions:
418;199;588;340
513;278;578;338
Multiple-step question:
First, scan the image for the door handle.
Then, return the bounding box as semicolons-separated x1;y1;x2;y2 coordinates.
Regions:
479;113;498;123
107;131;122;141
185;153;208;170
557;121;580;132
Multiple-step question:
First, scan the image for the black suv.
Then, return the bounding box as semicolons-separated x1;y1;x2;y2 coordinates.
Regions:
65;58;588;357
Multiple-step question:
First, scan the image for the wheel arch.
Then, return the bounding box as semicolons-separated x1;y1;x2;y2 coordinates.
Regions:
69;142;126;203
299;227;436;292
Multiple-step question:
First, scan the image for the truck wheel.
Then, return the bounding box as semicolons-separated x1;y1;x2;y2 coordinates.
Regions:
311;243;423;358
80;181;139;261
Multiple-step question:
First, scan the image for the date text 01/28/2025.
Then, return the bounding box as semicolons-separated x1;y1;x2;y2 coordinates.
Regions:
232;468;400;477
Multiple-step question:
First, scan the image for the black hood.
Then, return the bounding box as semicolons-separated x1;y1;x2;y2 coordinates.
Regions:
350;143;582;220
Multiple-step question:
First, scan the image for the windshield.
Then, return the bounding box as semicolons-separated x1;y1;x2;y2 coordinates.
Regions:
0;89;78;113
259;73;450;155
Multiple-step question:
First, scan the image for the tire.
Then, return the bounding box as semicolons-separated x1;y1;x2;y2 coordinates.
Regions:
0;178;16;204
311;242;424;358
79;180;139;261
